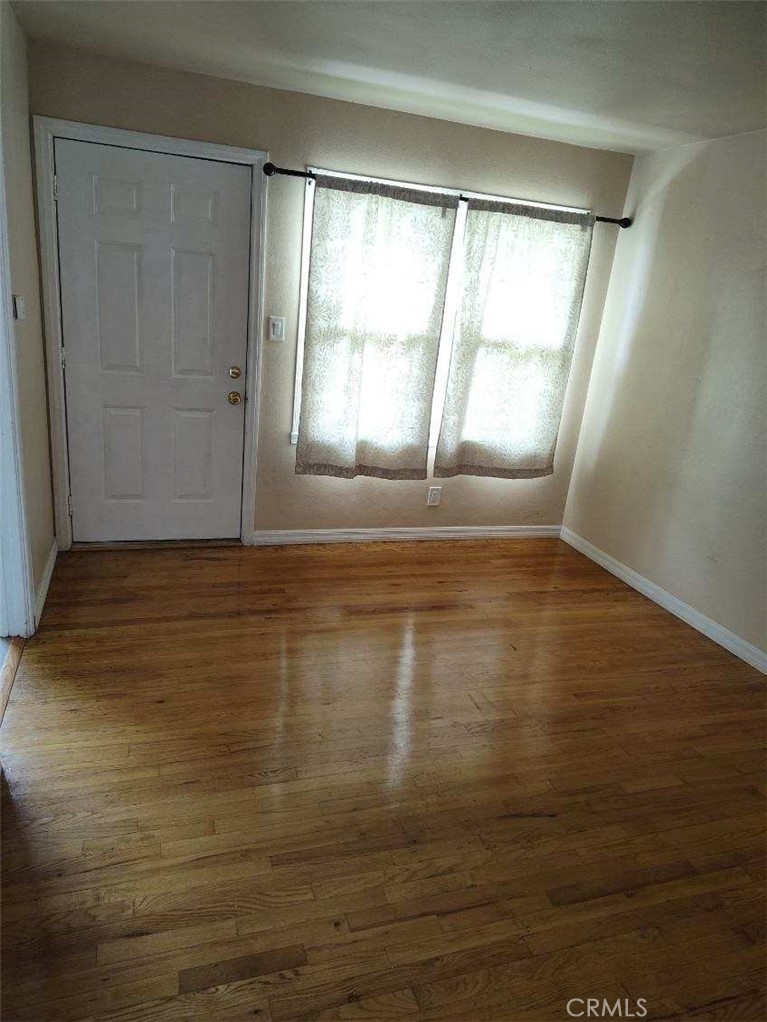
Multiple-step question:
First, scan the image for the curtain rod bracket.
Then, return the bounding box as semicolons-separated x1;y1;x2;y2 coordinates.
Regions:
262;163;632;226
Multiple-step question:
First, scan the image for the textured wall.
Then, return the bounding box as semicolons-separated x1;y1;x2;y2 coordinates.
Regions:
28;41;633;532
565;130;766;650
1;5;54;588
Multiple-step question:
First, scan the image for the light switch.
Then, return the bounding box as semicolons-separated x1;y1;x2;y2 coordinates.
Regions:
12;295;26;321
267;316;285;341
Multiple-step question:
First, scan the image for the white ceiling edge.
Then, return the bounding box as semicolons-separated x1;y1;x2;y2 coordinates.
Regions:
222;56;706;155
25;31;707;156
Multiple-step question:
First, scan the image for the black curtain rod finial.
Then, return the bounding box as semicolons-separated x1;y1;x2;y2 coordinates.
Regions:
263;162;316;181
596;215;633;228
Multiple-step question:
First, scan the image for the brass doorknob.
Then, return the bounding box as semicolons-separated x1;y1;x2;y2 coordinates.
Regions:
228;366;241;379
227;391;242;405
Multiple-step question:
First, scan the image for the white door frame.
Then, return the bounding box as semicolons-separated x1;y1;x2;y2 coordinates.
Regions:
34;117;268;549
0;124;36;635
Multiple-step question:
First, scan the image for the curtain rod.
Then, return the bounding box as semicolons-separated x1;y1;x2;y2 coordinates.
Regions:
262;162;632;228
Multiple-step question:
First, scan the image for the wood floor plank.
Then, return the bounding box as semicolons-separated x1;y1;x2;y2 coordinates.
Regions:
1;539;764;1021
97;917;238;966
178;942;308;994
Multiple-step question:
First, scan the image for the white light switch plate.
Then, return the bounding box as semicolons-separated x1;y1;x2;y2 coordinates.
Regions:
267;316;285;341
427;486;442;507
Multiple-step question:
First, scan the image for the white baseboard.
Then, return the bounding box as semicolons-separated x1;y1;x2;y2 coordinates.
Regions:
561;527;767;675
248;525;561;547
34;539;58;627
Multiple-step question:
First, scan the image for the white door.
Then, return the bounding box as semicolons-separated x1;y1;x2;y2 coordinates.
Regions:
55;139;251;541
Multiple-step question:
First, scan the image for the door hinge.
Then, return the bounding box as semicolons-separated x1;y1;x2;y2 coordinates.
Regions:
52;175;58;202
60;348;66;369
67;494;73;517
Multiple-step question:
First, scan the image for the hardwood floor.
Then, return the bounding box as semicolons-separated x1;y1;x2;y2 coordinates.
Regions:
1;539;764;1022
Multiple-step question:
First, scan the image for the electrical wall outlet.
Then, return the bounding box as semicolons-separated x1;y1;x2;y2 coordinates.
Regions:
427;486;442;507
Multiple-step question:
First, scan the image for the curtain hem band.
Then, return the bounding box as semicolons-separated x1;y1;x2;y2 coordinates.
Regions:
314;174;459;209
296;462;428;481
465;200;595;225
433;464;554;479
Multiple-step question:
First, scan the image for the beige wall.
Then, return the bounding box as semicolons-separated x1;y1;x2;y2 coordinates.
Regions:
28;42;633;532
565;130;766;651
1;3;54;589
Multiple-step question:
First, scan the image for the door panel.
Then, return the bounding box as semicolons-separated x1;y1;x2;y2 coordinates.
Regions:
55;139;251;541
173;409;214;500
95;242;143;372
102;406;144;500
171;248;215;377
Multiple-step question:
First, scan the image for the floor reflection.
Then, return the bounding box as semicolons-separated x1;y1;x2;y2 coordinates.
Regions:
387;615;415;788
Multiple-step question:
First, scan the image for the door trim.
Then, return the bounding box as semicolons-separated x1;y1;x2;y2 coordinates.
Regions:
0;118;36;635
33;117;268;549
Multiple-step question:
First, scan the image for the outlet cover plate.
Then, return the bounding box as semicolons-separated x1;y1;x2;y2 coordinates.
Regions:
267;316;285;341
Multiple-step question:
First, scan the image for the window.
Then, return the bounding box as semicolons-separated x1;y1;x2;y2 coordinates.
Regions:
294;175;457;480
293;170;595;480
434;201;595;478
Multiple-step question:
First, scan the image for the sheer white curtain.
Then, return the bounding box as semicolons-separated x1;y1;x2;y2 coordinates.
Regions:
434;201;595;478
296;176;458;479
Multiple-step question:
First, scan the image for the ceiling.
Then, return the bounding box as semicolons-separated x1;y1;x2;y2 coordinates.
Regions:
14;1;767;154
